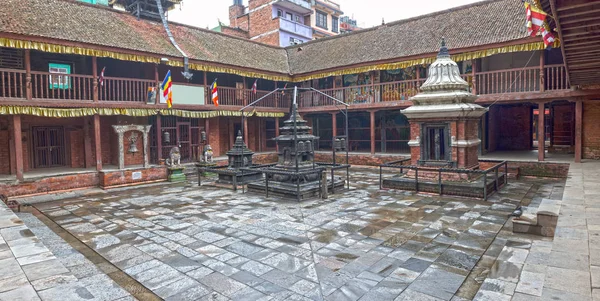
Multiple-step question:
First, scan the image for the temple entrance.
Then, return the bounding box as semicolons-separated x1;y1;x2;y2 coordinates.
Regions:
32;126;66;168
149;116;204;163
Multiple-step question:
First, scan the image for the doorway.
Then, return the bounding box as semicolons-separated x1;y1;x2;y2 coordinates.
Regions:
32;126;66;168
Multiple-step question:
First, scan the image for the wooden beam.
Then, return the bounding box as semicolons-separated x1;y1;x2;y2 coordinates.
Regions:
83;117;94;168
156;115;162;161
331;112;337;137
575;99;583;162
559;8;600;19
559;21;600;31
12;115;24;181
93;114;102;171
550;0;572;88
563;40;600;49
556;0;600;11
562;30;600;38
561;16;600;26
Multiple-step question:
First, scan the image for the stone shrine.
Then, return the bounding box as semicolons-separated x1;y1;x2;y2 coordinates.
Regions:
402;39;487;169
248;104;344;199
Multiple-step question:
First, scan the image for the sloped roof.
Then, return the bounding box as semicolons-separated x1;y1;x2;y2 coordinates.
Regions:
0;0;533;77
286;0;531;74
0;0;290;74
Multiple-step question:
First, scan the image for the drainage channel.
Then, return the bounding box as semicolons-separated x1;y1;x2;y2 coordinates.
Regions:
24;205;163;301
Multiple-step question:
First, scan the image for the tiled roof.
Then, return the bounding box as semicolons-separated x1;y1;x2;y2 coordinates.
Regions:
0;0;290;74
0;0;532;77
287;0;530;74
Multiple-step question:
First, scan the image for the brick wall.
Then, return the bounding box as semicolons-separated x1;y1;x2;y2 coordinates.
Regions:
583;102;600;159
0;131;9;174
0;172;99;197
99;166;167;188
249;4;279;45
122;131;145;166
221;26;250;39
229;4;245;26
69;129;85;168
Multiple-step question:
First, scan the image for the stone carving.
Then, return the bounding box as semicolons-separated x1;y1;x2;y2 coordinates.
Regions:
166;146;181;166
203;145;214;163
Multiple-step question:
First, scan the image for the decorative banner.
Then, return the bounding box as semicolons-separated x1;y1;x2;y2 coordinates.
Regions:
0;106;285;118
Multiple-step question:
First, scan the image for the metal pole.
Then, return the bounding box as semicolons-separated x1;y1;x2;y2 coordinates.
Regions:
438;170;442;195
240;88;281;111
379;166;382;189
265;173;269;198
483;173;488;201
241;113;245;194
331;168;335;194
293;86;299;173
415;168;419;193
198;167;202;186
504;162;508;185
296;175;300;202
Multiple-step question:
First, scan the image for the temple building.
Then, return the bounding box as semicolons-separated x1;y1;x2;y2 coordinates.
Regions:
0;0;598;197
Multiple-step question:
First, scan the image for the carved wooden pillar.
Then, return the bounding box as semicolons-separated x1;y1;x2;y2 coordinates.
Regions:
94;115;102;171
243;117;249;145
370;110;376;154
575;100;583;163
83;117;94;168
538;102;546;162
92;57;98;102
12;115;24;181
154;64;160;104
204;118;210;144
25;50;32;100
539;50;545;92
331;112;337;137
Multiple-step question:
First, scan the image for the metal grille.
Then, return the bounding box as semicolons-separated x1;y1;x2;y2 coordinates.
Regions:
150;116;204;163
32;127;66;168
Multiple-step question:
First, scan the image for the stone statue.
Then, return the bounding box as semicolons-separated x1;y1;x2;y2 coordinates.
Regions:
203;145;214;163
166;146;181;166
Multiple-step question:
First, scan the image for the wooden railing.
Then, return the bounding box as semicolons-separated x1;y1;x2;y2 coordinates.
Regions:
99;77;155;102
30;71;95;101
0;65;571;107
0;68;26;99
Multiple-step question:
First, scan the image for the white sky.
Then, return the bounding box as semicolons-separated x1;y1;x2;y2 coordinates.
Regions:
170;0;482;29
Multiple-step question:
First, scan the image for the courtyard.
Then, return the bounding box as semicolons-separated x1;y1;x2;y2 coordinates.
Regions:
3;168;574;301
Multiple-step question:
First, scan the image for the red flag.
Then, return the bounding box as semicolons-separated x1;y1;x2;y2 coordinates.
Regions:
99;67;106;86
282;83;288;95
252;79;258;94
525;2;555;48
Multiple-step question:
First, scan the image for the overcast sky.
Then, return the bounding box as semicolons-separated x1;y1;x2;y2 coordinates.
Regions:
170;0;482;29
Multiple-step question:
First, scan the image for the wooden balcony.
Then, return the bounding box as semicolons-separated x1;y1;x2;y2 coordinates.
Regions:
298;65;571;110
0;65;570;112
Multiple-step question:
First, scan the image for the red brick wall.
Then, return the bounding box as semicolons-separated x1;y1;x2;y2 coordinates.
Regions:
122;131;145;166
248;4;279;45
496;105;532;151
253;32;280;47
69;129;85;168
0;131;9;174
583;102;600;159
0;172;99;197
99;166;167;188
229;4;245;27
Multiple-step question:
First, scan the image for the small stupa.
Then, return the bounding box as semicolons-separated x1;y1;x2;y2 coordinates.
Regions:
216;130;262;185
248;104;344;200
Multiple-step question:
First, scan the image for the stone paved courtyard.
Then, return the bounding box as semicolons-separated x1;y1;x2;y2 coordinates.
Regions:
22;168;565;301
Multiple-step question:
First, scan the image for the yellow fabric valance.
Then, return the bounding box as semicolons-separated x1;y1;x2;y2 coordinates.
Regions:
0;38;162;64
0;106;285;118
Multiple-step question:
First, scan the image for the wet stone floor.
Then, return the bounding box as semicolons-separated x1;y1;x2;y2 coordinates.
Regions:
32;168;565;301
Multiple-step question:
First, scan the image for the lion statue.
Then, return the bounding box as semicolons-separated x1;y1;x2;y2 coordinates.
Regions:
166;146;181;166
203;145;213;163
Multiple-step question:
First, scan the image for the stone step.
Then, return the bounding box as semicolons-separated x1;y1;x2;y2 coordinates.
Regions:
512;198;560;237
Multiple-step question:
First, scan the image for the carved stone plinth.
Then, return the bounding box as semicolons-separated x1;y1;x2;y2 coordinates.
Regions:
168;166;186;182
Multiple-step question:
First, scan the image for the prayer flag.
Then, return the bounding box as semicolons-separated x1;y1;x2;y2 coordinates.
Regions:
211;79;219;107
161;70;173;108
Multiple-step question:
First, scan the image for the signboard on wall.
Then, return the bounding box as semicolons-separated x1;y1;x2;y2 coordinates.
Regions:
160;85;205;105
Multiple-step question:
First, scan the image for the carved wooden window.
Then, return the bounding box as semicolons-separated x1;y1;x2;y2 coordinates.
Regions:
48;63;71;89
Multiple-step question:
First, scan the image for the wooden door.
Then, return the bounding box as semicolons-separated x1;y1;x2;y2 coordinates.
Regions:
32;126;66;168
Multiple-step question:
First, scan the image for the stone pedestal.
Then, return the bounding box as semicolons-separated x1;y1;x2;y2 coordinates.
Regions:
168;167;186;182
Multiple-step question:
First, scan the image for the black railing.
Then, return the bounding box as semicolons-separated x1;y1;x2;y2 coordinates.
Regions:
380;159;508;201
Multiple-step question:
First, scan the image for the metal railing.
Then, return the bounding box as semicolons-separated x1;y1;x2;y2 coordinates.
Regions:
379;159;508;201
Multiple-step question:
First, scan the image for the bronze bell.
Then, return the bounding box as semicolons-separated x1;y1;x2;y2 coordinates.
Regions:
163;130;170;144
201;131;207;143
334;138;342;150
128;132;139;153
